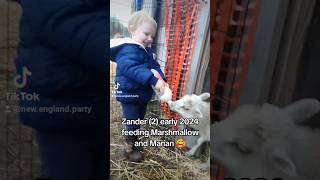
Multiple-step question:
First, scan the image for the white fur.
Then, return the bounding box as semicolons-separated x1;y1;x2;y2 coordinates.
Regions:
168;93;210;170
212;99;320;179
110;37;146;50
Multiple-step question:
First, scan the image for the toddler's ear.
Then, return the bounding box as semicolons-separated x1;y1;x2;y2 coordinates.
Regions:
129;25;135;33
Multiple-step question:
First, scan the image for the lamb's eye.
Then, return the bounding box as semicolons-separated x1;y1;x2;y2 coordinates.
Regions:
182;106;189;110
230;140;252;154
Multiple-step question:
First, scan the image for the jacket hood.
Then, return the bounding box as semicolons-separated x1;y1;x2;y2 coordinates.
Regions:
110;38;147;62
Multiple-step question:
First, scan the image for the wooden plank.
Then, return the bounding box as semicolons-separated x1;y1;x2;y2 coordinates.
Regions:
240;0;290;104
268;0;317;105
186;1;210;94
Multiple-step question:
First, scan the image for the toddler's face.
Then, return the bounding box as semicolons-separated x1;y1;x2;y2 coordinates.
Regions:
131;22;156;48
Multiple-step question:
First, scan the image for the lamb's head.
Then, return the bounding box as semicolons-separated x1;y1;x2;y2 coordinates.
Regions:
168;93;210;119
212;99;320;180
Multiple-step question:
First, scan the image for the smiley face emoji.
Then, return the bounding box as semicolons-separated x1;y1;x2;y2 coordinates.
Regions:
176;138;186;149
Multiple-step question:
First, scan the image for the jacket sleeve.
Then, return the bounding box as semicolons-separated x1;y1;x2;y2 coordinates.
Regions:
153;59;167;82
116;46;159;86
147;49;167;82
152;61;167;82
26;0;108;73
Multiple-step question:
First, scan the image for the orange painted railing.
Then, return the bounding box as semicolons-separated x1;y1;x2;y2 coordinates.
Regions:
162;0;201;123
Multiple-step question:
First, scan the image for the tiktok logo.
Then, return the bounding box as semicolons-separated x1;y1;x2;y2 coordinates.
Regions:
15;67;32;88
114;82;120;90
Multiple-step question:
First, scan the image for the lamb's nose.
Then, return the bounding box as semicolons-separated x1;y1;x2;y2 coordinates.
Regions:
168;101;175;108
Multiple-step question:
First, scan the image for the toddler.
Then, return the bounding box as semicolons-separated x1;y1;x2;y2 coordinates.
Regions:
111;11;166;162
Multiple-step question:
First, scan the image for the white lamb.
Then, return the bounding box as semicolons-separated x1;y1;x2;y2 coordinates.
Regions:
168;93;210;170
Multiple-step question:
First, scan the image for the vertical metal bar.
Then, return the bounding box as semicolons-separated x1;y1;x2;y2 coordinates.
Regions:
135;0;143;11
6;1;10;179
225;0;250;113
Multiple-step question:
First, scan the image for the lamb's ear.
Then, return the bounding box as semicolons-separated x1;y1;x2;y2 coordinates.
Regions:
270;148;297;178
199;93;210;102
283;98;320;124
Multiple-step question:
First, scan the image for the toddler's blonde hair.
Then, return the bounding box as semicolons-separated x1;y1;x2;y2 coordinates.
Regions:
128;11;157;31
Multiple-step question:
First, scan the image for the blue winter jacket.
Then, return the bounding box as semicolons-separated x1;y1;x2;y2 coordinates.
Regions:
111;40;165;103
14;0;108;130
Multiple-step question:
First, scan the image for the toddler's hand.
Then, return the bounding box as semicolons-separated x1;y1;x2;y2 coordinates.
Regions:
155;79;166;92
